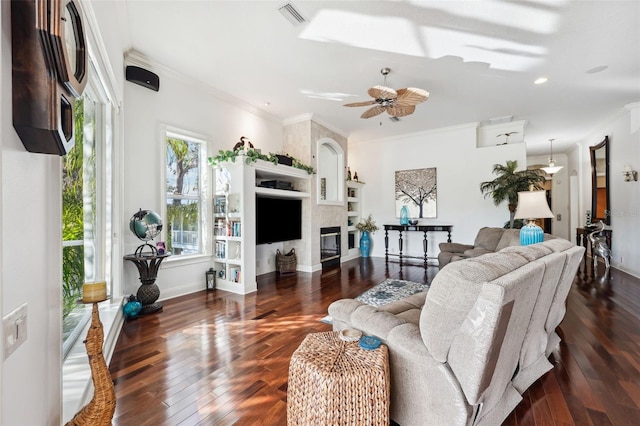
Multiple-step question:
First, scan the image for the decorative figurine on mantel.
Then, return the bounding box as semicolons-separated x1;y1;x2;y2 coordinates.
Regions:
347;167;352;181
353;172;359;182
233;136;254;151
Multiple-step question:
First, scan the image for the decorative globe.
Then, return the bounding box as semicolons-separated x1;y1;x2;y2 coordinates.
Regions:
129;209;163;242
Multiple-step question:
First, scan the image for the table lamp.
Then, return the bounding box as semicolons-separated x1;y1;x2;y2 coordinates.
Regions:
514;190;553;245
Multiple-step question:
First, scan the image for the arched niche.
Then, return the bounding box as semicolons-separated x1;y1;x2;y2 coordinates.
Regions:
317;138;344;205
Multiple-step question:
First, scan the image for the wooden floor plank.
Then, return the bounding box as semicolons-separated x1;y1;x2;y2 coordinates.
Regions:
110;258;640;425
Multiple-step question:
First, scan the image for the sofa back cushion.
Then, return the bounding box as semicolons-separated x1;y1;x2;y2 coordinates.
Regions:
447;261;544;407
495;229;521;251
542;241;585;336
421;250;530;362
473;227;505;251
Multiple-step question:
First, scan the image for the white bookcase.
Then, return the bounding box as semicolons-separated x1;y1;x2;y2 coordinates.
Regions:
346;181;364;258
213;155;311;294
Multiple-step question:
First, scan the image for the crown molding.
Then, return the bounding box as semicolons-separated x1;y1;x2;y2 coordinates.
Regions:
124;50;281;124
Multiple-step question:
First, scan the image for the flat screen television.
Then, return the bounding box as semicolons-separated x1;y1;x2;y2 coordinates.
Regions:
256;196;302;244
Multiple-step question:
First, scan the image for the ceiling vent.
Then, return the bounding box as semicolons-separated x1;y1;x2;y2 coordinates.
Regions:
279;3;307;26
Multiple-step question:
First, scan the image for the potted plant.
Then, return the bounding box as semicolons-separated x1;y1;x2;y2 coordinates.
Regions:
356;214;379;257
479;160;546;228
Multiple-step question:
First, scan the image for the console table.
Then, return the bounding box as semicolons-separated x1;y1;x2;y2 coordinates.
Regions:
123;252;170;315
576;227;612;276
384;224;452;267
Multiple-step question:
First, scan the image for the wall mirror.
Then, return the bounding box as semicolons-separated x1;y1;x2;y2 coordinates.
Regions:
317;138;344;205
589;135;610;225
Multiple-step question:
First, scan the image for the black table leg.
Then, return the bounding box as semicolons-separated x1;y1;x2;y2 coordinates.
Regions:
384;229;389;262
423;230;428;267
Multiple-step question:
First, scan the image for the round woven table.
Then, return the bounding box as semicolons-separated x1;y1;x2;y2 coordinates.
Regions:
287;331;390;426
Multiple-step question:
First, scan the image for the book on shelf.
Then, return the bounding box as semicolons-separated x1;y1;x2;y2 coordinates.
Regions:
229;267;241;283
215;241;226;259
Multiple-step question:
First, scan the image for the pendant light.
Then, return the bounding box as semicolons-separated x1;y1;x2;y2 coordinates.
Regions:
541;138;563;175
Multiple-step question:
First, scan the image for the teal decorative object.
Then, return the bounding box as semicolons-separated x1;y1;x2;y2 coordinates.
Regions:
519;222;544;245
360;231;371;257
123;295;142;319
400;205;409;225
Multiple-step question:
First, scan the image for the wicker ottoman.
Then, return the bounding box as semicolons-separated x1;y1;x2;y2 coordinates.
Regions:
287;331;390;425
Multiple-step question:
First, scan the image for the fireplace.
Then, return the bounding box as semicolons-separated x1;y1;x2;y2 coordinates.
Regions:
320;226;341;268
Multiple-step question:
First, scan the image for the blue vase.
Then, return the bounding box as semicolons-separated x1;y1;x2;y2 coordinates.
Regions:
400;205;409;225
360;231;371;257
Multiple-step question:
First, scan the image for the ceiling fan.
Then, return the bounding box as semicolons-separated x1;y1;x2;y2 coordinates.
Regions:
344;68;429;119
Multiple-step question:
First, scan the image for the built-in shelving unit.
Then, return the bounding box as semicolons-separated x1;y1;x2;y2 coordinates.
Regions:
213;155;311;294
346;181;364;258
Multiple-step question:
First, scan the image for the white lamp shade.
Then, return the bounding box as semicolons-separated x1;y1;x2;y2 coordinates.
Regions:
514;190;553;219
541;165;563;175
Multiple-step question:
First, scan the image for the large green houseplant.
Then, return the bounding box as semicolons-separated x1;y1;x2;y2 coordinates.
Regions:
480;160;546;229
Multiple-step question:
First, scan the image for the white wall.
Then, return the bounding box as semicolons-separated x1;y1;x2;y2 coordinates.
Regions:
571;103;640;277
348;124;527;261
1;2;63;423
122;57;284;298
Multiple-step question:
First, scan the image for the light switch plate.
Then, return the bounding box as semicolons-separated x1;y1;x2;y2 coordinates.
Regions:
4;303;28;360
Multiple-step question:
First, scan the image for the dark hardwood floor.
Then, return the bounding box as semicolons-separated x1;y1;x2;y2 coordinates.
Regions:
109;258;640;425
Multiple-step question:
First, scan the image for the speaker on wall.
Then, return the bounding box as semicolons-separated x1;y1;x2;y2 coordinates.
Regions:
126;66;160;92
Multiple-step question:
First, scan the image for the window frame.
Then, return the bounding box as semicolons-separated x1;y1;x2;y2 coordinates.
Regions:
61;58;114;358
160;125;211;261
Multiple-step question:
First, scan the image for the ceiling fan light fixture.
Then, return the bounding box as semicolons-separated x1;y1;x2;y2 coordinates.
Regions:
344;67;429;119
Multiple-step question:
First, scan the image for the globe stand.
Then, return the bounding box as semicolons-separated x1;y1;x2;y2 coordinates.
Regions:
134;243;158;256
126;209;168;315
123;251;170;315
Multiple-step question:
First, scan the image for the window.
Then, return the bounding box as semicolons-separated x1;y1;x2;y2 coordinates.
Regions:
62;62;113;357
163;129;208;256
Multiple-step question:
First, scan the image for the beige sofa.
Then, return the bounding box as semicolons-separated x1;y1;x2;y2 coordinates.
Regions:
328;239;584;426
438;227;554;268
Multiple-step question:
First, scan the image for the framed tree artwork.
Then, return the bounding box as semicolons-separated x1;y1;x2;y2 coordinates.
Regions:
395;168;437;218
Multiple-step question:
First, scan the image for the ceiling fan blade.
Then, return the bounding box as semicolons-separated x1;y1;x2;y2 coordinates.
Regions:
343;100;376;107
386;105;416;117
361;105;386;119
396;88;429;106
368;85;397;100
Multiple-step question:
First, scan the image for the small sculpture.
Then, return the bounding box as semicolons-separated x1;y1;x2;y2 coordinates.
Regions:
588;220;611;273
232;136;254;151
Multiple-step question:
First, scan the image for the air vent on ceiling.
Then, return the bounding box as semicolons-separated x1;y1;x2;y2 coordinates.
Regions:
279;3;307;26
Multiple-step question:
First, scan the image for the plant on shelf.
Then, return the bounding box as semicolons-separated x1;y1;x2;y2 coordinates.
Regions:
208;147;315;174
355;214;379;233
479;160;546;229
208;149;240;166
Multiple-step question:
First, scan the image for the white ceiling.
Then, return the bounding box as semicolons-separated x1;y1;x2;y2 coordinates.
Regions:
119;0;640;156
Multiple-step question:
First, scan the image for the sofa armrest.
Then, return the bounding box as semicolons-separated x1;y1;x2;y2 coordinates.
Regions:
439;242;474;253
328;300;407;340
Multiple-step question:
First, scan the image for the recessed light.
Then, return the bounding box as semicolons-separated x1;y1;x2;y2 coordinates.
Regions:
534;77;548;85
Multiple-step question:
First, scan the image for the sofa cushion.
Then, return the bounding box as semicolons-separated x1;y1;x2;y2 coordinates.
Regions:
495;229;521;251
420;251;529;362
473;227;505;251
500;243;552;261
462;247;494;258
